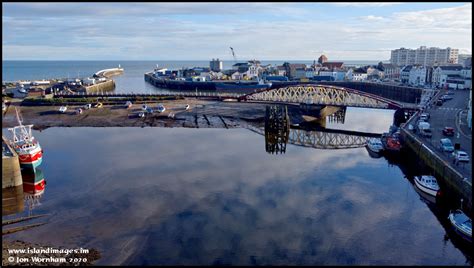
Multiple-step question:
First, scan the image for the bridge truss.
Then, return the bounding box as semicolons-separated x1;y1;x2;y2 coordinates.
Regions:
242;85;402;109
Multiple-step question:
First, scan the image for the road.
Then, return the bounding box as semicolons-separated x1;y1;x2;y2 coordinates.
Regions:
411;88;472;182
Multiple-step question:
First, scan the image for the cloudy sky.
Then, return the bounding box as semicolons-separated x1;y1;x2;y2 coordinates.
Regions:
2;2;472;61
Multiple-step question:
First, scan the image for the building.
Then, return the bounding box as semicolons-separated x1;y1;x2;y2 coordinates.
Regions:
232;62;250;73
294;67;307;80
408;65;427;86
390;46;459;66
400;65;413;84
431;65;464;88
282;62;307;80
209;58;223;72
468;89;472;129
381;63;400;80
318;55;328;64
352;68;368;81
458;54;471;67
322;62;344;70
319;70;346;81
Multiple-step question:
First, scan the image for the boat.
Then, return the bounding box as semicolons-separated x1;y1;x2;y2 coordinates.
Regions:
366;138;384;153
125;101;133;108
75;108;83;114
94;102;103;108
157;104;166;113
412;180;436;204
141;104;148;111
58;106;67;113
414;175;440;197
185;104;190;110
22;168;46;195
138;111;145;118
7;108;43;169
448;209;472;242
381;132;401;152
84;103;92;110
146;107;154;114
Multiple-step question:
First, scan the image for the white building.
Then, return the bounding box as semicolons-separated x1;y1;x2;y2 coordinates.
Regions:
246;63;263;79
209;58;223;72
431;65;464;88
408;65;427;86
352;71;368;81
400;65;413;84
391;46;459;66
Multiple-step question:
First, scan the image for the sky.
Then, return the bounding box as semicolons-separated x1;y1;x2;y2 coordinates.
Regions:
2;2;472;61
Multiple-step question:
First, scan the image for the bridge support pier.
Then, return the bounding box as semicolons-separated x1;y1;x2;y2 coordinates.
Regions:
265;105;290;154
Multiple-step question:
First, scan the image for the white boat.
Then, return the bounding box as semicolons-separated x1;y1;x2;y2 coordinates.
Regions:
448;209;472;242
138;111;145;118
366;138;384;153
414;175;440;197
157;104;166;113
75;108;83;114
185;104;190;110
125;101;133;108
141;104;148;111
83;104;92;110
58;106;67;113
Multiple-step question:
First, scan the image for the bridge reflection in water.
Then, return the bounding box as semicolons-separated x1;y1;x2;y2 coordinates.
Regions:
249;105;381;154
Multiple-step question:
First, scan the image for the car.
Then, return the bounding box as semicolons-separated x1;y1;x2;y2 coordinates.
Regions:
436;99;443;106
453;151;470;163
420;113;430;121
446;91;455;95
440;95;453;101
442;127;455;136
439;138;455;153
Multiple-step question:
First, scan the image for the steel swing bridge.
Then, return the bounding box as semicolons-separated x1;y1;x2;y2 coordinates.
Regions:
240;85;403;109
54;84;405;110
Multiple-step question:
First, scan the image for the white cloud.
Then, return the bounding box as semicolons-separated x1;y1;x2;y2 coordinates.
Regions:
360;15;385;21
329;2;403;7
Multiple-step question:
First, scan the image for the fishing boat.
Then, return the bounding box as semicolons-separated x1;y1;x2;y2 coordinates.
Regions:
58;106;67;113
22;168;46;195
448;209;472;242
7;108;43;169
366;138;384;153
414;175;440;197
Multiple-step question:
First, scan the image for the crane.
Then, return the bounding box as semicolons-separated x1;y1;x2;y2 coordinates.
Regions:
229;47;237;64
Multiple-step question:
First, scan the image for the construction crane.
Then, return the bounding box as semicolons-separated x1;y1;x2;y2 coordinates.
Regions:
229;47;237;64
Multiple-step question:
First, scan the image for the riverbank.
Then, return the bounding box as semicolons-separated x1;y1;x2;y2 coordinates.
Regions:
3;99;311;130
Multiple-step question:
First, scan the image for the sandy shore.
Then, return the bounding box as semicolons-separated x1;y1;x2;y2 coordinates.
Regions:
2;99;307;130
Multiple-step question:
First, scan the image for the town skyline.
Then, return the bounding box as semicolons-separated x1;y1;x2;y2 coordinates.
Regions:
3;2;472;61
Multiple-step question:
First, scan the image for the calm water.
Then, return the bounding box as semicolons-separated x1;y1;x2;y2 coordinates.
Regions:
2;60;381;94
2;108;471;265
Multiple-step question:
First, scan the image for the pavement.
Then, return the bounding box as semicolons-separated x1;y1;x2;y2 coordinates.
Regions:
409;88;472;182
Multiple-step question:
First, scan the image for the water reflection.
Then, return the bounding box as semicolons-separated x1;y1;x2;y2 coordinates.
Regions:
1;105;471;265
2;185;24;217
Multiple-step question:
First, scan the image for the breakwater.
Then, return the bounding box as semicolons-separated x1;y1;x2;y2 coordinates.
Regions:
145;73;422;103
83;80;116;93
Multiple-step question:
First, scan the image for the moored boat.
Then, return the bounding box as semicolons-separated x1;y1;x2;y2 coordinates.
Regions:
414;175;440;197
381;132;401;152
157;104;166;113
7;108;43;170
58;106;67;113
367;138;384;153
448;209;472;242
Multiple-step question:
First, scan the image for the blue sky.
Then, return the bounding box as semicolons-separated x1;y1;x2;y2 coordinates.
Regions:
2;2;472;61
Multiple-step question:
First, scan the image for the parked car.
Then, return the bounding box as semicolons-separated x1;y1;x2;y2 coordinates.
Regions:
439;138;455;153
442;127;455;136
453;151;470;163
436;99;443;106
440;95;453;101
446;91;455;95
420;113;430;121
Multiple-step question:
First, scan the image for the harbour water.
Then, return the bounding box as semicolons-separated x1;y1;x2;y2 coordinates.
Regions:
3;60;382;94
2;107;471;265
